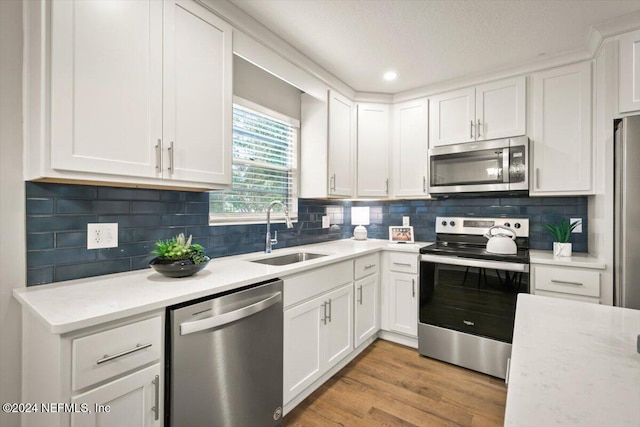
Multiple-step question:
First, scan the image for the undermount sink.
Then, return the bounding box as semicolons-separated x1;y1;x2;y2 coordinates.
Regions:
250;252;328;266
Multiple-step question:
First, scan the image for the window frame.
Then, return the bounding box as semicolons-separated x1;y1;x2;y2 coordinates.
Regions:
209;96;300;226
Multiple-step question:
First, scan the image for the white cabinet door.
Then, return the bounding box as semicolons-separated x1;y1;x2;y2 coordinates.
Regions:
323;284;354;369
50;0;163;178
429;87;475;146
163;0;232;185
388;272;417;337
328;90;355;197
70;364;161;427
476;76;526;141
354;274;379;348
530;61;593;195
619;29;640;113
283;295;324;404
392;99;429;197
357;104;390;197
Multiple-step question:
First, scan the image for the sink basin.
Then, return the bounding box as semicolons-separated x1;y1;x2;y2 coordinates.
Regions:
250;252;328;266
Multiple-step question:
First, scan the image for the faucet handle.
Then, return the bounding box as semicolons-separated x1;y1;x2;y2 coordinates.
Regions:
271;231;278;245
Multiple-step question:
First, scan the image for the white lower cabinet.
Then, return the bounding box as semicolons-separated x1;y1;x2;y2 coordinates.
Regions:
354;274;380;347
20;312;164;427
283;283;353;405
532;264;601;304
383;252;419;338
70;364;161;427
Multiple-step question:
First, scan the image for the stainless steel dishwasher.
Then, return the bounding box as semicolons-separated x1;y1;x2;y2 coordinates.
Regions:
167;279;283;426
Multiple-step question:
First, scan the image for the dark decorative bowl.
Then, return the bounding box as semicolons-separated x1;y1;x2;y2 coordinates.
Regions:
149;256;210;278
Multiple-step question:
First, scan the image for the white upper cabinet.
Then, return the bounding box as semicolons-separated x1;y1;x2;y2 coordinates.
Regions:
530;61;593;195
429;76;526;147
49;0;163;179
328;91;356;197
392;99;429;198
429;87;475;146
619;29;640;113
163;0;233;185
26;0;232;189
357;103;390;197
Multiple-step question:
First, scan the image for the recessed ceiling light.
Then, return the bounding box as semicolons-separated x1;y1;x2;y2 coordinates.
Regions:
383;71;398;81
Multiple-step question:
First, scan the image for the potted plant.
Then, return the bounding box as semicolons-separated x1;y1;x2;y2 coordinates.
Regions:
149;233;210;278
544;218;581;257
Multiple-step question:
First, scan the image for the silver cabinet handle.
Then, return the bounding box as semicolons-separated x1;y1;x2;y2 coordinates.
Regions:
364;264;376;270
551;279;584;286
505;358;511;385
330;174;336;192
535;168;540;189
358;285;363;305
412;278;416;298
168;141;175;174
470;120;474;139
180;293;281;335
151;375;159;421
321;301;328;325
393;262;412;267
96;342;153;365
477;119;482;138
327;298;332;323
385;178;389;194
155;139;162;173
423;176;426;193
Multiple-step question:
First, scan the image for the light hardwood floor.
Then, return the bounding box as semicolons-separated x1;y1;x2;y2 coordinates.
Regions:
284;339;507;427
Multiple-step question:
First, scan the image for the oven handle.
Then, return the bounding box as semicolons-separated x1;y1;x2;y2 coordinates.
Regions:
420;254;529;273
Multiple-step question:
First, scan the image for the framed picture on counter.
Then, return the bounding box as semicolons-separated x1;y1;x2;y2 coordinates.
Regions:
389;226;414;243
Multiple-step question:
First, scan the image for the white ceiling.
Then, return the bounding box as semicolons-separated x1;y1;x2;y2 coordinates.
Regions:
230;0;640;94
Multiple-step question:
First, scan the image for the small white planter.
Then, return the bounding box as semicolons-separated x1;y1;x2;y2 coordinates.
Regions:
553;242;572;257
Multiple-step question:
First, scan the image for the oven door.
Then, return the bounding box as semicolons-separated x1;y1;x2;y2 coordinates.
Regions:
419;254;529;343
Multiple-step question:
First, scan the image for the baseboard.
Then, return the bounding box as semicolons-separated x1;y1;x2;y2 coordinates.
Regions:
377;330;418;349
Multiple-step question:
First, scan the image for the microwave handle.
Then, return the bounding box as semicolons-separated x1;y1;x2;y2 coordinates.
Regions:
502;147;510;183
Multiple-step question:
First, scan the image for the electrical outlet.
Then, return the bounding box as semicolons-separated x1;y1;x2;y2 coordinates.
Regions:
322;215;330;229
570;218;583;233
87;223;118;249
403;216;410;227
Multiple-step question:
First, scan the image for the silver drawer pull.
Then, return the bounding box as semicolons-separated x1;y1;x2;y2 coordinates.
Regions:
393;262;412;267
96;342;152;365
151;375;160;421
364;264;376;269
551;279;584;286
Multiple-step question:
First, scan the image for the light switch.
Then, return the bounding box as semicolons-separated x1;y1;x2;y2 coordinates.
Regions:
402;216;410;227
322;216;330;229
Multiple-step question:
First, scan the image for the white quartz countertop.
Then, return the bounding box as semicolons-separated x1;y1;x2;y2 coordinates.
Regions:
529;250;606;269
14;239;425;334
505;294;640;426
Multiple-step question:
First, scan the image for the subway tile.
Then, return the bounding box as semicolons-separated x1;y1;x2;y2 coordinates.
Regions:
27;267;54;286
161;214;208;227
55;259;131;282
130;227;186;242
26;182;97;199
184;191;210;202
98;214;162;228
97;242;154;260
55;231;86;248
56;199;130;215
27;233;54;250
26;199;54;215
160;190;186;202
97;187;160;201
27;215;97;232
131;201;183;214
27;247;96;268
186;202;209;214
132;255;157;271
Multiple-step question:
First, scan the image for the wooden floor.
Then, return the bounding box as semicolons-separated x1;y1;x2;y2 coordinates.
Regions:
284;339;507;427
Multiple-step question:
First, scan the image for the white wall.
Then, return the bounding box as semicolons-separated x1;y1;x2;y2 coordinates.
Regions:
0;1;25;426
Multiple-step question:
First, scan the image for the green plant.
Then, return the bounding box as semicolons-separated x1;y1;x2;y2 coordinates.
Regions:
152;233;208;265
544;218;581;243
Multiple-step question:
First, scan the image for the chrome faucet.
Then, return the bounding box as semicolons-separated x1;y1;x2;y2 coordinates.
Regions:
265;200;293;253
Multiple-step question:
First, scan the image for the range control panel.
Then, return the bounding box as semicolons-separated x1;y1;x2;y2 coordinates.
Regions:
435;216;530;237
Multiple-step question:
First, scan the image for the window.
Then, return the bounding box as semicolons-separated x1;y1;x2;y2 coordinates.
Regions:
209;97;299;224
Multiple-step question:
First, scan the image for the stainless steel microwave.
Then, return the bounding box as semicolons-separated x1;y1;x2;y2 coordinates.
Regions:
428;136;529;195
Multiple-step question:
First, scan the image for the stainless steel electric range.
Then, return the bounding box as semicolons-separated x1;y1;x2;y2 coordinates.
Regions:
418;216;530;379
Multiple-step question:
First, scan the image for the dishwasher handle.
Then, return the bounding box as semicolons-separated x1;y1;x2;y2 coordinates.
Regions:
179;292;282;336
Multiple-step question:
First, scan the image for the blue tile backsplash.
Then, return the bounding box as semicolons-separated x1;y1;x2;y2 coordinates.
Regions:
25;182;588;286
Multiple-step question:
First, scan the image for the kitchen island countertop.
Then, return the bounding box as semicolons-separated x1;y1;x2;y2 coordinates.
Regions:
14;239;426;334
505;293;640;426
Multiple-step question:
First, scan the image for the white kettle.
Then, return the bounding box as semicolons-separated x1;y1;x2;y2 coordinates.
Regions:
484;225;518;255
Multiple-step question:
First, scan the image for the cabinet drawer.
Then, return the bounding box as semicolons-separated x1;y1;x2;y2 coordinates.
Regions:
388;252;418;273
533;265;600;298
355;254;379;279
72;316;162;391
283;261;353;308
